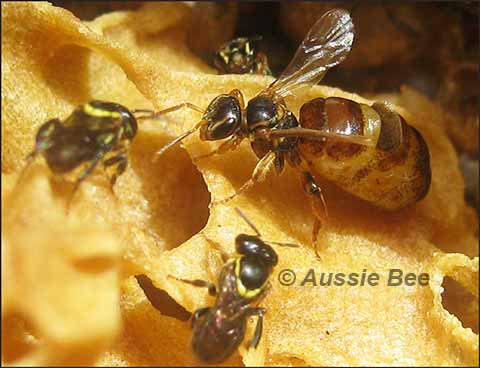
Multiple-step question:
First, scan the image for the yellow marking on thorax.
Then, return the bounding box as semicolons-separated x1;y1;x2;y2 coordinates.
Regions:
234;257;263;299
84;103;121;119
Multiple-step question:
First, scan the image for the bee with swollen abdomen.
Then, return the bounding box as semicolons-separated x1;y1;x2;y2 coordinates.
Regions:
151;8;432;256
169;208;296;363
21;100;157;205
214;36;272;76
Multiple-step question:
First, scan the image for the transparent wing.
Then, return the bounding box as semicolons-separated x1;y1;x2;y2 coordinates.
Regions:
269;128;376;147
266;8;354;98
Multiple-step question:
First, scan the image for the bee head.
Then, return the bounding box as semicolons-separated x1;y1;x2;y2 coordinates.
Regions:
214;37;259;74
199;94;242;141
235;234;278;267
233;234;277;298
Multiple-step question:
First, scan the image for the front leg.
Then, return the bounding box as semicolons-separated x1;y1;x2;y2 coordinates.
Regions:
103;149;128;188
192;135;244;163
200;233;230;263
245;307;266;349
132;102;205;120
67;150;106;211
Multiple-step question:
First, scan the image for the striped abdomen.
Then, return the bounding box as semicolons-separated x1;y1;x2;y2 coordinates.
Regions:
298;97;431;210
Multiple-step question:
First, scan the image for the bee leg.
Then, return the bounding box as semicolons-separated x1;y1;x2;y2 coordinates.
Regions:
213;151;277;206
16;150;38;186
191;307;210;328
167;275;217;296
201;234;230;263
192;135;242;162
103;151;128;196
300;171;328;259
67;152;104;211
246;307;266;349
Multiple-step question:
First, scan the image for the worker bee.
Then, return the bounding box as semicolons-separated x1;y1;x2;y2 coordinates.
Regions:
214;36;272;75
21;101;152;203
169;208;296;363
152;8;432;255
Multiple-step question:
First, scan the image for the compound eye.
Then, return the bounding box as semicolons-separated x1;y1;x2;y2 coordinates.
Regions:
122;115;137;140
206;117;238;140
239;256;268;291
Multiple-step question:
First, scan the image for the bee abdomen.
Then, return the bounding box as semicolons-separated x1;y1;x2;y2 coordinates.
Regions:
298;98;431;209
299;97;370;159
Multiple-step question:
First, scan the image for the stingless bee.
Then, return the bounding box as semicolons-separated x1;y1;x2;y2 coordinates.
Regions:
169;208;296;363
214;36;272;76
151;8;432;255
21;100;156;203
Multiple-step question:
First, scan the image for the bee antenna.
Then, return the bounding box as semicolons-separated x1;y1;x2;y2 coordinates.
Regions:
152;122;204;163
267;241;299;248
15;151;37;187
235;207;261;237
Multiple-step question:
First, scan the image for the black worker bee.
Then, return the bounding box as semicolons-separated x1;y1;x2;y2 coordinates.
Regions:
21;100;156;204
214;36;272;76
169;208;296;363
152;8;432;255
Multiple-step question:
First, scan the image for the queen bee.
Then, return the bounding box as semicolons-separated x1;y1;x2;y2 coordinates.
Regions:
152;8;431;255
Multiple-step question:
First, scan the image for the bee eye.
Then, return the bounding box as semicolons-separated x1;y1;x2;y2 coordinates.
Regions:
205;117;238;140
239;256;268;290
122;117;137;140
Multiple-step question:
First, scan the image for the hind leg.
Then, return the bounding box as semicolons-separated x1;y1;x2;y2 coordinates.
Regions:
299;171;328;258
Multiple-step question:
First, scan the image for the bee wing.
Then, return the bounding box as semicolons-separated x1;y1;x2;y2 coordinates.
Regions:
266;8;354;98
269;128;376;147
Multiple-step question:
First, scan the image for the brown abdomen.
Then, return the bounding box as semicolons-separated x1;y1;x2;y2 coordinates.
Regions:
298;97;431;210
